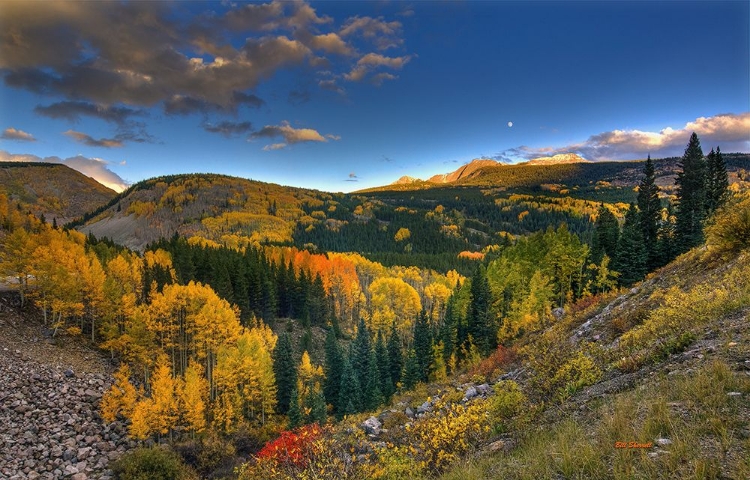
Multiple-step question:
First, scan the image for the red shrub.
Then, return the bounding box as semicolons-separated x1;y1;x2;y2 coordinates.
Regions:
256;424;323;468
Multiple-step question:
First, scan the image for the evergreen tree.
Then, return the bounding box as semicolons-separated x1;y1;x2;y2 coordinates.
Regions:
386;322;403;390
466;265;492;356
402;349;421;391
375;330;394;401
614;204;647;286
637;155;661;270
591;204;620;263
440;292;458;373
337;356;360;418
413;310;433;382
323;328;344;413
363;348;384;411
675;132;707;252
656;202;678;267
705;146;729;215
352;318;371;405
305;389;327;425
287;385;302;429
273;333;297;414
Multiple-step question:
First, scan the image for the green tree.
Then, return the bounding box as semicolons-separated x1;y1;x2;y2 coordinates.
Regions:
273;333;297;414
351;318;371;408
323;328;343;413
386;322;403;390
614;204;647;286
637;155;661;270
363;348;384;411
401;348;421;391
413;310;433;382
705;146;729;215
375;330;394;401
675;132;707;252
287;385;302;429
337;356;360;418
591;204;619;264
466;265;492;356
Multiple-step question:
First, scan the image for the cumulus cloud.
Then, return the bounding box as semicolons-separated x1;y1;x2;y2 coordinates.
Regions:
251;120;339;150
34;101;145;124
64;130;123;148
1;128;36;141
202;121;254;137
0;150;129;192
493;113;750;163
344;53;411;83
345;172;359;182
340;16;403;50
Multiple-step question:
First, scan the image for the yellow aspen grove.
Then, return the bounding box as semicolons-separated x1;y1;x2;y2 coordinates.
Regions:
368;276;422;334
129;398;154;441
100;364;139;423
149;355;178;437
0;228;35;306
177;361;208;434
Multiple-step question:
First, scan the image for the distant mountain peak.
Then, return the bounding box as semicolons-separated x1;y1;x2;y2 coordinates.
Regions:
392;175;421;185
525;153;588;165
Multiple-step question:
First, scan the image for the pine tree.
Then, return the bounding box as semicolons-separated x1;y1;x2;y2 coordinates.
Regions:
352;318;371;407
337;356;360;419
591;204;620;264
402;348;421;391
273;333;297;414
363;348;384;411
614;204;647;286
323;328;343;413
413;310;433;382
440;292;458;373
637;155;661;270
287;385;302;429
466;265;492;356
306;389;327;425
375;330;394;401
675;132;707;252
386;322;403;390
705;146;729;215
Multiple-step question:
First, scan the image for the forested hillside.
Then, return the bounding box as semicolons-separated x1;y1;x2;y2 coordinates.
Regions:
0;135;747;479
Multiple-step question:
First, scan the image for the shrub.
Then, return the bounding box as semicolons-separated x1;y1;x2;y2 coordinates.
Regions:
111;446;197;480
705;193;750;254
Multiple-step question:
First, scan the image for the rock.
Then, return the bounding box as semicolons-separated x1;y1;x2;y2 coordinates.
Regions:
552;307;565;319
64;369;75;378
476;383;491;396
655;438;672;446
463;386;478;401
404;407;415;418
417;400;432;415
361;416;382;436
71;474;88;480
727;392;742;397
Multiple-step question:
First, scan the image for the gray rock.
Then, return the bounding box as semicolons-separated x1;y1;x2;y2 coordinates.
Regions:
463;386;478;401
361;416;382;436
404;406;415;418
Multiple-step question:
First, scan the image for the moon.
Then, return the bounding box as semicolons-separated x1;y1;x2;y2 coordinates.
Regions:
507;121;513;127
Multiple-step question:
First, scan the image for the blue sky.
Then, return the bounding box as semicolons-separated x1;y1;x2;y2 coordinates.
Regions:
1;0;748;193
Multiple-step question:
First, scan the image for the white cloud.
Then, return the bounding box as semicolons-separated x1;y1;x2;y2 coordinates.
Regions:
252;120;339;149
0;150;129;192
494;113;750;162
1;128;36;141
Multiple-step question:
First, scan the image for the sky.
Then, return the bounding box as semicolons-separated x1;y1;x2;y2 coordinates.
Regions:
0;0;748;193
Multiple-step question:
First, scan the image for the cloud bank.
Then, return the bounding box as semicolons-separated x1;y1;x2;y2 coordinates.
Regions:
0;150;129;192
493;113;750;163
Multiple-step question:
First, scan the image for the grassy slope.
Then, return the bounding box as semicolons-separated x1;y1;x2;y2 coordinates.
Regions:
440;246;750;480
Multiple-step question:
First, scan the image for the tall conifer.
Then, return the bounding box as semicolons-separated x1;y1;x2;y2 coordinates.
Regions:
675;132;707;251
637;155;661;270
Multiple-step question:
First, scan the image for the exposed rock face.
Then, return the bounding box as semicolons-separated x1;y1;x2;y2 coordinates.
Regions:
391;175;421;185
427;159;499;184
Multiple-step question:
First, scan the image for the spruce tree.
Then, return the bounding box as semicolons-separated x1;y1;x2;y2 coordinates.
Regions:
705;146;729;215
614;204;647;286
402;348;421;391
413;310;433;382
386;322;403;390
375;330;394;401
466;265;492;356
675;132;707;252
337;356;361;418
637;155;661;270
352;318;371;405
440;293;458;372
591;204;620;263
323;328;343;413
287;385;302;429
273;333;297;414
363;348;384;411
306;389;327;425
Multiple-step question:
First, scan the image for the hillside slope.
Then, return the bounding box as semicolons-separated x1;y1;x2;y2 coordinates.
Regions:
0;162;116;223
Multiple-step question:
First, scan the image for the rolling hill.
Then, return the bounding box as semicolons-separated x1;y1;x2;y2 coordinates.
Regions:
0;162;116;223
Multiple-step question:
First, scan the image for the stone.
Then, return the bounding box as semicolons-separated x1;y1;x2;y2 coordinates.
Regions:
404;407;415;418
361;416;382;436
655;438;672;446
